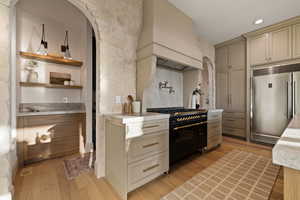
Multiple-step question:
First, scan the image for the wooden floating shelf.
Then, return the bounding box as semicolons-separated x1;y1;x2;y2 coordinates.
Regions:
19;51;83;67
20;82;83;89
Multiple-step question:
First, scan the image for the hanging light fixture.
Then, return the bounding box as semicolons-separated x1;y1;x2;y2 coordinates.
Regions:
36;24;48;55
61;31;72;60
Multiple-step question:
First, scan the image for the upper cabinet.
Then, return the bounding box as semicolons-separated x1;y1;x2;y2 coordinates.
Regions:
249;34;269;66
245;17;300;66
293;23;300;59
269;27;292;62
216;38;246;72
249;27;292;66
228;40;246;70
215;46;228;72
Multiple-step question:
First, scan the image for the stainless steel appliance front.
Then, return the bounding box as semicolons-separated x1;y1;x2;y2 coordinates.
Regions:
251;64;300;144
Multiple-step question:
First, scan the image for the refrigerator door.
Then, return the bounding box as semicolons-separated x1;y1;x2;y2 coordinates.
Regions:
293;72;300;116
252;72;292;138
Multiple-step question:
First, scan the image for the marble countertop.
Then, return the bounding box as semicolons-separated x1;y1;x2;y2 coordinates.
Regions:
273;115;300;170
17;110;86;117
105;112;170;124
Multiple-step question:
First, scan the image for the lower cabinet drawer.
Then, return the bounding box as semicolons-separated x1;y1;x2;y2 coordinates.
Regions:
223;127;246;138
128;152;168;192
128;131;168;163
223;112;245;119
207;135;222;149
208;121;222;138
141;120;169;135
208;113;222;121
223;118;245;129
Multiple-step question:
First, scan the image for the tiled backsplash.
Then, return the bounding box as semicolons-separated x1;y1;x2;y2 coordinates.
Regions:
146;66;183;108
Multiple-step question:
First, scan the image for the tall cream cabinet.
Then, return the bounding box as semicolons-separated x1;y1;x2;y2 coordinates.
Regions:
215;38;246;138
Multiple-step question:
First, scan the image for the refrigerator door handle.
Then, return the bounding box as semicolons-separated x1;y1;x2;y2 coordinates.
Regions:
287;81;289;119
294;81;297;116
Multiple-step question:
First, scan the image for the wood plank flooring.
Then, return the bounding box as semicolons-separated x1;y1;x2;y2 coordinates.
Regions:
14;137;283;200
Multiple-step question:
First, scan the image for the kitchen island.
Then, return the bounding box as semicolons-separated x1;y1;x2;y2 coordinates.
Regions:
105;112;170;200
273;115;300;200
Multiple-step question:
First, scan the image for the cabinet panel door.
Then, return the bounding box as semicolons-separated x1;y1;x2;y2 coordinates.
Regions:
249;34;268;66
215;46;228;72
216;72;229;111
229;69;245;112
228;40;246;70
269;27;292;62
293;23;300;59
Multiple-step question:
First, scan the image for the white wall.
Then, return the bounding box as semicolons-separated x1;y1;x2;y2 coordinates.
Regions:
16;0;91;103
147;66;183;108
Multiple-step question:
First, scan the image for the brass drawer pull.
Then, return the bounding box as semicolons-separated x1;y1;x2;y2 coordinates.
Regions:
143;125;159;129
143;164;159;173
143;142;159;148
174;121;207;130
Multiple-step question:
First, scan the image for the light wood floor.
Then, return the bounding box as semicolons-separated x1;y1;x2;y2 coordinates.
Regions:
14;137;283;200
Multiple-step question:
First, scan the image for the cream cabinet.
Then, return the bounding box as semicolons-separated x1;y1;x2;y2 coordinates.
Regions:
216;72;229;110
207;110;223;150
216;39;246;113
249;27;292;66
216;38;246;139
215;46;228;72
217;68;245;112
249;33;269;66
228;40;246;69
293;23;300;58
105;114;170;200
269;27;292;62
229;69;245;112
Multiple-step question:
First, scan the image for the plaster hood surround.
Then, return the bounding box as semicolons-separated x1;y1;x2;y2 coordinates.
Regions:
137;0;203;111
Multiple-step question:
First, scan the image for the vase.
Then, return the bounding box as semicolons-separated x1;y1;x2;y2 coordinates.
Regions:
27;70;39;83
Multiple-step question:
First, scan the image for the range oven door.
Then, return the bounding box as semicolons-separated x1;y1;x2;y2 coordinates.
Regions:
170;122;207;165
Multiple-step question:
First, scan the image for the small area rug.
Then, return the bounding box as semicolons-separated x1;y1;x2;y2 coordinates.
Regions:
162;150;280;200
63;153;94;180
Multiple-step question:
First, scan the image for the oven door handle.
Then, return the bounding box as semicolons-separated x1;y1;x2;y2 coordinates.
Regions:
173;122;207;130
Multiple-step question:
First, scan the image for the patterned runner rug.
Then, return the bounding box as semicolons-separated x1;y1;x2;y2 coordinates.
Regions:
162;150;280;200
63;152;95;180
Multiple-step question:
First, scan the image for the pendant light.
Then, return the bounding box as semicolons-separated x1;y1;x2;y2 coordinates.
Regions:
36;24;48;55
61;31;72;60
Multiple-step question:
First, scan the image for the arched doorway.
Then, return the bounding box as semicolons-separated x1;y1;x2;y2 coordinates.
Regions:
10;0;101;176
202;56;216;109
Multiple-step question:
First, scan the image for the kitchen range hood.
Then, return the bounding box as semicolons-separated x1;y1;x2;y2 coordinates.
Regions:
136;0;204;112
157;57;196;71
137;0;203;69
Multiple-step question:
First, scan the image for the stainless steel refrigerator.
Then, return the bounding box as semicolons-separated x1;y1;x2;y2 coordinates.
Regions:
251;64;300;144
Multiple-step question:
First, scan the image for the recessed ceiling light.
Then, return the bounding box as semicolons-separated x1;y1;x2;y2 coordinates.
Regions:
254;19;264;25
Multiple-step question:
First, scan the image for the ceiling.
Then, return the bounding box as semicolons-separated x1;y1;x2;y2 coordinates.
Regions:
168;0;300;45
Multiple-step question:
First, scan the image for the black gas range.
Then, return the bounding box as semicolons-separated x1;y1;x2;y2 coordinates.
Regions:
147;107;208;166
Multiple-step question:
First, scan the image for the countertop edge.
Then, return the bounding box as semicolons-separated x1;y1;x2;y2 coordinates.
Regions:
272;116;300;170
104;112;170;124
17;110;86;117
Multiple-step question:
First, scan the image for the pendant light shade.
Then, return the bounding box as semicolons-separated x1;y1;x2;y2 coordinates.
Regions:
61;31;72;60
36;24;48;55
